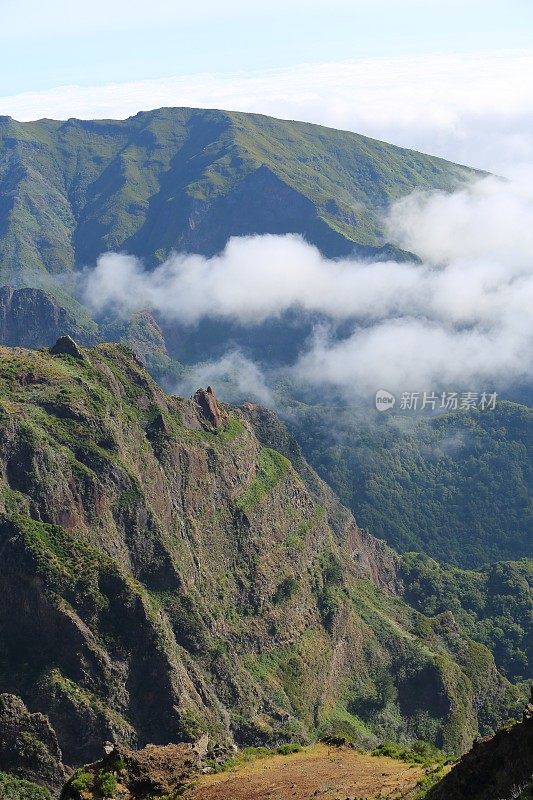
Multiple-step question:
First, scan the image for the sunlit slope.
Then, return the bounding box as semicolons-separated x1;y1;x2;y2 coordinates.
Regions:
0;107;477;288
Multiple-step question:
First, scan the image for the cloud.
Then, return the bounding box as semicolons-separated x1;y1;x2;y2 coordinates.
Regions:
293;318;530;396
173;351;274;407
84;174;533;396
84;237;419;324
2;49;533;173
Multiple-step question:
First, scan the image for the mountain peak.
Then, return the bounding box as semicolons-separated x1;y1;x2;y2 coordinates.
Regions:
0;107;477;293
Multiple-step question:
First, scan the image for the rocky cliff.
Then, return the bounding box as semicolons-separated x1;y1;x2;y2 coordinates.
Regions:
429;696;533;800
0;342;521;788
0;694;68;792
0;286;178;384
0;287;96;349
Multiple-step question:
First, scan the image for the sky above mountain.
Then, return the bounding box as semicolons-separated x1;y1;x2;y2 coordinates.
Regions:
0;1;532;173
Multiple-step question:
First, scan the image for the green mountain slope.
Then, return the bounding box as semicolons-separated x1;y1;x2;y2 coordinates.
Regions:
288;401;533;568
0;107;476;289
0;342;523;780
400;554;532;683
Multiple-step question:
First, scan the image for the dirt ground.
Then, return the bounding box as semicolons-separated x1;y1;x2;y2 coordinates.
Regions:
184;744;425;800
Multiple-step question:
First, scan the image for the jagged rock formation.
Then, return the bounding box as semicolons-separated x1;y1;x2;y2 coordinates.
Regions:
0;342;521;787
0;694;68;792
49;336;85;360
193;387;229;431
429;700;533;800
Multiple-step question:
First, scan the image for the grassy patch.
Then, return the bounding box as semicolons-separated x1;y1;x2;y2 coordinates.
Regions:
235;448;290;512
205;743;303;774
372;740;448;767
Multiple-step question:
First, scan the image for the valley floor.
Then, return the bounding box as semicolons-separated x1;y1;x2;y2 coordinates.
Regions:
184;745;427;800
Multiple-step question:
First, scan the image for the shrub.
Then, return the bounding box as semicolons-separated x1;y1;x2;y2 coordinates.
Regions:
274;576;298;604
97;769;117;797
276;743;302;755
0;772;51;800
372;739;446;767
70;769;92;794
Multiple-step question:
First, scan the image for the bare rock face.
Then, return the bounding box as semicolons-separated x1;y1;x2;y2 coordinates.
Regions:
49;335;85;359
0;693;68;792
192;386;229;430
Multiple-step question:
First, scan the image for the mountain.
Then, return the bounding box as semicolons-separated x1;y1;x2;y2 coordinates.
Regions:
0;286;97;348
1;284;530;574
400;554;532;683
288;402;533;568
427;698;533;800
0;341;523;789
0;107;476;291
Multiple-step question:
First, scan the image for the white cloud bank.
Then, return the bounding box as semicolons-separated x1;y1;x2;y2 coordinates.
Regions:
2;49;533;174
85;175;533;395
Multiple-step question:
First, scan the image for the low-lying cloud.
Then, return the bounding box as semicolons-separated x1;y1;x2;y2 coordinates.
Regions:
173;351;274;407
85;175;533;397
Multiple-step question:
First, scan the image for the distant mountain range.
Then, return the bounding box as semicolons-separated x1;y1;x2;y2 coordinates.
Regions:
0;109;531;800
0;107;476;292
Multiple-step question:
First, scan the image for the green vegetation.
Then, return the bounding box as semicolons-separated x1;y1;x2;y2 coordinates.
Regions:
0;107;476;293
401;553;532;682
0;342;525;774
318;705;376;748
96;770;117;797
234;447;291;511
290;401;532;568
0;773;51;800
372;740;447;767
70;769;92;794
408;767;449;799
204;743;303;774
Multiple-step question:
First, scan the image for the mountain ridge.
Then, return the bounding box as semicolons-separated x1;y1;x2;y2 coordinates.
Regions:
0;340;523;786
0;106;477;292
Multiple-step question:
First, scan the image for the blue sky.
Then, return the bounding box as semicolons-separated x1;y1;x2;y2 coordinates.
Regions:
1;1;532;174
1;0;531;95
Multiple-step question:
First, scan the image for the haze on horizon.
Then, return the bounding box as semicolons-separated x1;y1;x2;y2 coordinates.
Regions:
1;1;532;174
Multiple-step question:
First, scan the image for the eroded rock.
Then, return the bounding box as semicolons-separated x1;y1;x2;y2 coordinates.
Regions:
49;335;85;360
192;386;229;430
61;741;204;799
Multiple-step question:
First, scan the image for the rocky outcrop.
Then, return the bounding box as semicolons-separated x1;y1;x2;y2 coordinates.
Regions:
61;741;203;800
0;287;94;349
0;343;521;781
0;694;68;792
0;288;172;370
49;336;85;360
429;700;533;800
193;386;229;430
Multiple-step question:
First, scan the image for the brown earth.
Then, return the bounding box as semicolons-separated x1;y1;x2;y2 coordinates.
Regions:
184;745;425;800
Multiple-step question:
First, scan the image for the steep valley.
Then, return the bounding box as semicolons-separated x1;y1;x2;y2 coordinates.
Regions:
0;340;526;800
